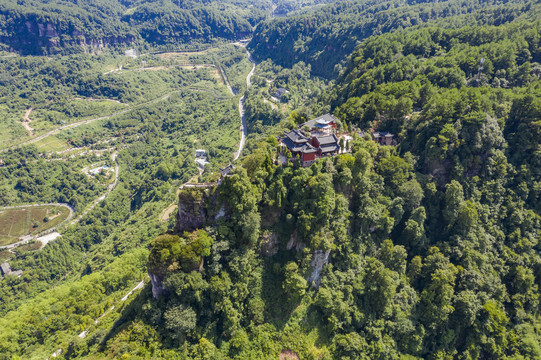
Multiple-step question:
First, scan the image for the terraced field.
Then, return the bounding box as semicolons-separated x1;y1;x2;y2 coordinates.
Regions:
0;205;71;246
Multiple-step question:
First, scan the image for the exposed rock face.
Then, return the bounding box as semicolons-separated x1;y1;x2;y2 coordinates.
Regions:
260;232;279;256
286;230;305;252
149;272;166;300
176;188;212;233
307;250;331;287
0;18;135;55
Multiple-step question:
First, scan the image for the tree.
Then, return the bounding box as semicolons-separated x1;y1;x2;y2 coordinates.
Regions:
283;262;307;303
164;304;197;340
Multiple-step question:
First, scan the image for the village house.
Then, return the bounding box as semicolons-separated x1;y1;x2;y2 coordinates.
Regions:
195;149;209;169
0;262;23;278
220;164;234;178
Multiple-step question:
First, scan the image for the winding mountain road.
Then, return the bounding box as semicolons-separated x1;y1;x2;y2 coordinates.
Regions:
0;203;75;250
71;151;119;225
232;46;256;161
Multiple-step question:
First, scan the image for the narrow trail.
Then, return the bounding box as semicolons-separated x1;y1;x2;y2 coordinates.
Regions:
22;107;35;136
1;92;173;153
71;151;119;225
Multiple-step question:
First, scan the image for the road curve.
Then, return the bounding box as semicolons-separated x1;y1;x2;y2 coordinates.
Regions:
71;151;119;225
0;203;75;250
232;46;256;161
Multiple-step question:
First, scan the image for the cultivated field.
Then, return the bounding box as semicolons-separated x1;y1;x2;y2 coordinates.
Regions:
0;206;70;246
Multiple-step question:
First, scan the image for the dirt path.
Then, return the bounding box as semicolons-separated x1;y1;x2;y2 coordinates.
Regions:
69;97;127;105
22;107;35;136
71;151;119;225
1;92;173;153
160;204;178;222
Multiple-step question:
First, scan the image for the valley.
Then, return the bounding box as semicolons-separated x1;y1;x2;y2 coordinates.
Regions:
1;0;541;359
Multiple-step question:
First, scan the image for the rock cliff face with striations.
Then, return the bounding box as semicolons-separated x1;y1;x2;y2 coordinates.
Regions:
150;186;219;299
176;186;219;233
0;15;135;55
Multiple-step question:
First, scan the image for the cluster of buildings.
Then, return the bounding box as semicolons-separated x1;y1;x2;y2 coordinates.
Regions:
195;149;209;169
279;114;342;166
279;113;397;166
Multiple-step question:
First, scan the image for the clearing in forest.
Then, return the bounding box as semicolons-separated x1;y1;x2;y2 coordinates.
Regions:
160;204;178;222
0;206;71;246
22;107;35;136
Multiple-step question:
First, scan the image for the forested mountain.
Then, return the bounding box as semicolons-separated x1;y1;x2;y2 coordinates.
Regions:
2;0;541;359
249;0;541;78
15;14;537;359
0;0;270;54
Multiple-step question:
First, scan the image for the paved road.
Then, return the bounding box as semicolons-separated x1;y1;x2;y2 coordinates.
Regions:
1;93;173;153
0;203;75;250
232;46;256;161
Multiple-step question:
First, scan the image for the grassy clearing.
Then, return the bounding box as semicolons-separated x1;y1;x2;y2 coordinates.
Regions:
0;250;11;262
0;104;32;148
31;98;127;130
0;206;70;245
15;241;41;253
34;136;68;153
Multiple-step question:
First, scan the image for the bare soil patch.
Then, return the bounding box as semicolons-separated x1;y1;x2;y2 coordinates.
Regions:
160;204;178;222
22;107;35;136
280;350;300;360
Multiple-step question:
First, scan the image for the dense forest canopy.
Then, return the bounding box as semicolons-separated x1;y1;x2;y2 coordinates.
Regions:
249;0;541;78
0;0;270;54
1;0;541;359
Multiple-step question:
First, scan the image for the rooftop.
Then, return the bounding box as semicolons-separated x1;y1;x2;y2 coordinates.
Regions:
316;134;339;146
320;144;340;153
300;114;338;129
283;137;317;153
284;129;309;144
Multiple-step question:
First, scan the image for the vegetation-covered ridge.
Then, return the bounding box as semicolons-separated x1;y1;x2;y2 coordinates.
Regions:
249;0;541;78
2;0;541;359
63;17;541;359
0;0;269;55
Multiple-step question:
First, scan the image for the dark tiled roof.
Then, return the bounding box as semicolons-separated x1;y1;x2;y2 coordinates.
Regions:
0;263;11;275
284;129;309;144
316;134;338;146
283;136;317;154
320;144;340;153
220;164;234;177
300;113;338;129
301;144;318;154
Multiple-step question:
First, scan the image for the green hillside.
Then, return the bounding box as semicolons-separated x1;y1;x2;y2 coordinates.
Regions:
0;0;270;54
249;0;541;78
1;0;541;359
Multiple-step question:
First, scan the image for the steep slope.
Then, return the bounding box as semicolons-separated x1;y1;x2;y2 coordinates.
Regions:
0;0;270;54
47;18;541;359
249;0;541;78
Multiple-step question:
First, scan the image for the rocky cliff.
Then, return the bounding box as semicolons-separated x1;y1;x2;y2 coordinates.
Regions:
176;186;219;233
0;16;136;55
